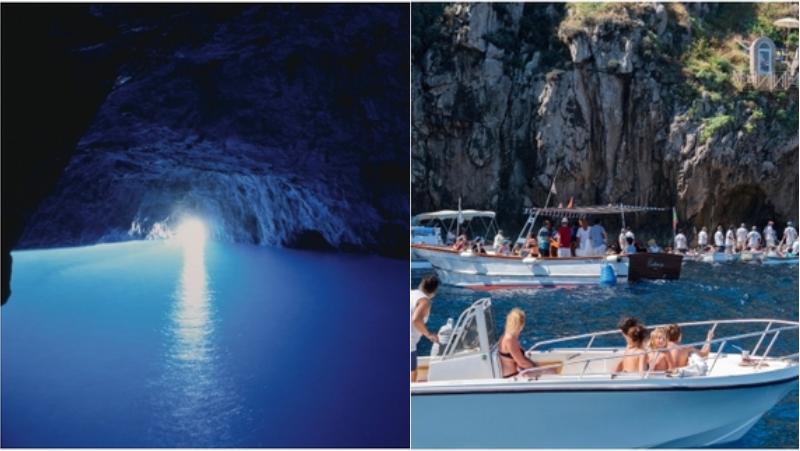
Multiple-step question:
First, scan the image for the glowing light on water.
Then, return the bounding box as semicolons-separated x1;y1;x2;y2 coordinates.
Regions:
175;218;208;246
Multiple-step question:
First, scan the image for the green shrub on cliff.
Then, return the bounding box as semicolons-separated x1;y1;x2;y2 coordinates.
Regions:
701;114;734;144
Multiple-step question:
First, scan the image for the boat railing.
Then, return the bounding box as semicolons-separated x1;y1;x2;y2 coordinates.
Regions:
523;319;798;380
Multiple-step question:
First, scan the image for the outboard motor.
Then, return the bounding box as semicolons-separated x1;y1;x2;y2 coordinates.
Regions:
430;318;454;357
599;263;617;286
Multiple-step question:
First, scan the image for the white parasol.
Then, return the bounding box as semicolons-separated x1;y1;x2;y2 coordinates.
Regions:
773;18;800;29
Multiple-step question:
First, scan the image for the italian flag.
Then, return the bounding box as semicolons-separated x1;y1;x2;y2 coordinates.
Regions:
672;208;678;230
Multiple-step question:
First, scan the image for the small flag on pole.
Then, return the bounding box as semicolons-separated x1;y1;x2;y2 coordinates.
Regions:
672;207;678;230
550;183;557;195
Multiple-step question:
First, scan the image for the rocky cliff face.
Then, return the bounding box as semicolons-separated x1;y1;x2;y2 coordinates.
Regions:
13;4;409;254
412;3;798;238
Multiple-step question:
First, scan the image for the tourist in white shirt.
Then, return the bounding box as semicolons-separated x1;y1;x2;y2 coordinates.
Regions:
746;226;761;250
725;225;735;254
735;223;748;253
674;230;688;254
713;226;724;253
493;230;505;252
763;221;777;247
575;219;592;257
783;221;797;248
697;227;708;252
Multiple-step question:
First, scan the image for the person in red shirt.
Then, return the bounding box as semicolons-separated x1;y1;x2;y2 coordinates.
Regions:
557;217;572;257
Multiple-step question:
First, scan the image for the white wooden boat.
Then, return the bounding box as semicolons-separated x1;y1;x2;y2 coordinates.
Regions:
413;205;681;289
411;210;499;271
411;298;799;448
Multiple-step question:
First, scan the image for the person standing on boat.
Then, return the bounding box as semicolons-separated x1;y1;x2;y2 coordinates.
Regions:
537;221;552;258
493;230;505;252
763;221;777;248
674;229;688;254
783;221;797;249
697;227;708;253
556;218;572;257
411;274;440;382
725;225;735;254
747;226;761;251
736;223;748;253
713;225;724;253
589;218;607;256
575;219;591;257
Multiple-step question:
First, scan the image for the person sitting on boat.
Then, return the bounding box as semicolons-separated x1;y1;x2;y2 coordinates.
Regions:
747;226;761;251
665;324;713;367
536;221;551;258
512;243;522;256
411;274;440;382
614;323;648;373
736;223;748;253
623;237;636;254
617;316;640;337
493;230;505;252
472;237;487;254
713;226;725;253
522;231;536;257
697;227;708;253
765;246;783;259
725;225;736;254
557;218;572;257
498;308;556;378
609;241;622;255
674;229;688;254
783;221;797;249
453;234;468;252
589;218;607;256
763;221;777;248
500;239;512;255
575;219;591;257
647;327;676;372
647;239;661;253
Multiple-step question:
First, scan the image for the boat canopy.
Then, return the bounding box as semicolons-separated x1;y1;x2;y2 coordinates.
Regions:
413;210;496;224
523;204;667;218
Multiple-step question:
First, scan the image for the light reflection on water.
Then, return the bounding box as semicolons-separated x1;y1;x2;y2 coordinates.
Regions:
151;240;237;447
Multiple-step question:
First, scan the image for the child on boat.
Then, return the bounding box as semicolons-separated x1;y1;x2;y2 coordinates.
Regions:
647;327;675;371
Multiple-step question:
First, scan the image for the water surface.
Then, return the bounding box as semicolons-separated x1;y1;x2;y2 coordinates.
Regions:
3;240;408;447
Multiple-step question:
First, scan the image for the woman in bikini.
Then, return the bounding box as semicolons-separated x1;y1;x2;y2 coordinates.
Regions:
647;327;676;371
498;308;538;378
614;323;648;373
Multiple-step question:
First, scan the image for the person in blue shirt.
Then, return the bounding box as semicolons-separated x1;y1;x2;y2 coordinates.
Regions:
537;220;552;257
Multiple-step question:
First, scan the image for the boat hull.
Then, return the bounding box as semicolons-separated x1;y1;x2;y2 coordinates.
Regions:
627;253;683;281
761;256;799;265
411;369;798;448
412;245;629;288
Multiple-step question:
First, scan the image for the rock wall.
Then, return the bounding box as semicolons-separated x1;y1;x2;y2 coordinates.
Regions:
412;3;798;240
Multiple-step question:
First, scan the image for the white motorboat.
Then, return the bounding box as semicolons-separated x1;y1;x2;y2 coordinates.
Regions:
411;298;799;448
412;205;682;289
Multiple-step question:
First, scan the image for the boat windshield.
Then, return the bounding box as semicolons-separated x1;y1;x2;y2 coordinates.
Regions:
483;303;498;347
451;314;482;355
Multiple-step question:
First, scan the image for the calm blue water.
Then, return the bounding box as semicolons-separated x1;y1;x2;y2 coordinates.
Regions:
3;240;408;447
413;262;799;448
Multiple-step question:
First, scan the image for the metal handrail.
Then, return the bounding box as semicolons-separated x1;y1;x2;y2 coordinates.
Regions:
519;320;798;380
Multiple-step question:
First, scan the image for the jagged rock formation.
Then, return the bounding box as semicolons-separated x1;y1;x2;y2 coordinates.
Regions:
412;3;798;239
3;4;409;304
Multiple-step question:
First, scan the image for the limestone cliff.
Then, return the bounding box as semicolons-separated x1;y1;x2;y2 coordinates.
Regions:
412;3;798;240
